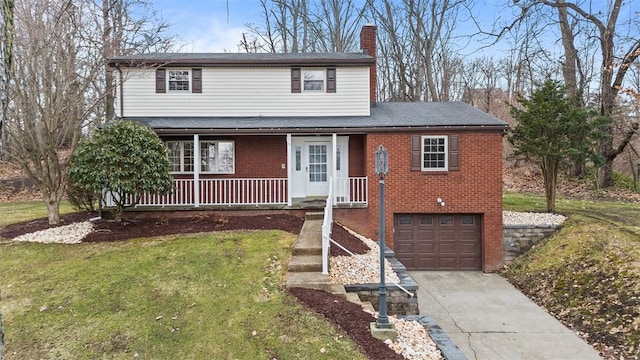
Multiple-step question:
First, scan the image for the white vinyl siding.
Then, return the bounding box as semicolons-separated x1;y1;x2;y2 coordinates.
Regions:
117;67;370;117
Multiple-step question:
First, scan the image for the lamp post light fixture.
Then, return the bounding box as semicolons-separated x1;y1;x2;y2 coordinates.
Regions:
374;145;391;329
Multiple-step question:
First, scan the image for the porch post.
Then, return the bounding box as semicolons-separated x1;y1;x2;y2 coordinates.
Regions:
332;133;337;203
286;133;292;206
194;134;200;208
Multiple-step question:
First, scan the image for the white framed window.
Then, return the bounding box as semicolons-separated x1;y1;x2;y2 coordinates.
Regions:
166;141;194;173
303;69;325;91
201;141;235;174
168;70;190;91
422;136;448;171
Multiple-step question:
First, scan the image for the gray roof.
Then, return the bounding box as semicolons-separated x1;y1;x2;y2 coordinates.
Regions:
109;52;375;67
127;102;508;135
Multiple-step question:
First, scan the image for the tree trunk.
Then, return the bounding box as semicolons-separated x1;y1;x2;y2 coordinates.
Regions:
45;195;61;225
542;161;558;213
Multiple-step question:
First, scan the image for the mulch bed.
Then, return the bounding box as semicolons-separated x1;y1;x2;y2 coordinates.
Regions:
290;288;405;360
0;212;398;359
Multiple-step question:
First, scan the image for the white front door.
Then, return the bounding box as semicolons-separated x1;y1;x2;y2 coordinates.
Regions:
306;142;330;196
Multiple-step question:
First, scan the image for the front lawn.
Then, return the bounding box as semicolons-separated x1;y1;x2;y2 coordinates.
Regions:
0;200;75;228
0;231;366;359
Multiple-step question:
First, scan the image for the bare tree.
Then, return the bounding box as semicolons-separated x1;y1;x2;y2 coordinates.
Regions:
370;0;472;102
245;0;367;53
98;0;175;123
4;0;104;224
0;0;13;159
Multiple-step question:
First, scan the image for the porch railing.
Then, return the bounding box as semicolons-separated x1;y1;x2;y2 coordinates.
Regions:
335;177;368;206
103;178;288;207
199;178;288;206
103;176;367;208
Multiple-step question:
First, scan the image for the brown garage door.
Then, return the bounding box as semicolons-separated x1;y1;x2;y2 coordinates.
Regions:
394;214;482;270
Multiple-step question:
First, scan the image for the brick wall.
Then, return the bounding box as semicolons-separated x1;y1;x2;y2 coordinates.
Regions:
360;24;377;104
336;130;505;272
198;135;287;179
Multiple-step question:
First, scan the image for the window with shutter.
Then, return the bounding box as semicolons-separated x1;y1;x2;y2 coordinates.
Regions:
410;135;460;172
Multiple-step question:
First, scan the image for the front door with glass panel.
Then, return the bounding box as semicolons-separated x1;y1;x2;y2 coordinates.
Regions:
306;142;329;196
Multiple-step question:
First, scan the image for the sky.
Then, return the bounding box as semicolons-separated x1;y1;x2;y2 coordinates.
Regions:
151;0;264;52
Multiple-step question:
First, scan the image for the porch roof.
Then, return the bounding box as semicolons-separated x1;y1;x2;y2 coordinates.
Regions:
128;102;508;135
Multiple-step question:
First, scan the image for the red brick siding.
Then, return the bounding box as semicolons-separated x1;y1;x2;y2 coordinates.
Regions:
348;134;366;177
336;131;504;272
360;25;377;103
198;135;287;179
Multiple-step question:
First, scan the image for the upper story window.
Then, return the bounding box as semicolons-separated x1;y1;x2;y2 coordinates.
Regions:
303;70;325;91
168;70;190;91
422;136;448;171
291;68;336;93
156;68;202;94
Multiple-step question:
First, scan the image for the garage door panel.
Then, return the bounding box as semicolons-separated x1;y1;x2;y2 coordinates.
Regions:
394;214;482;271
460;257;481;270
439;242;457;254
415;242;436;254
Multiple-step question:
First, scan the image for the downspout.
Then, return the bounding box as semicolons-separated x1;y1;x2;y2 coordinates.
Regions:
114;63;124;118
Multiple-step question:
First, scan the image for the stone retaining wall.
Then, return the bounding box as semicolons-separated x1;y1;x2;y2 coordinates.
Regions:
503;225;561;264
344;255;419;316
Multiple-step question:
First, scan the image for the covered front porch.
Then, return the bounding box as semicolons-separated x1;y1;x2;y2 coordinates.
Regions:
103;133;368;210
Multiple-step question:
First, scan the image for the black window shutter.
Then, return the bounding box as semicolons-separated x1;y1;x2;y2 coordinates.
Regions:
411;135;421;171
156;69;166;93
327;68;336;93
449;135;460;171
192;68;202;93
291;68;301;93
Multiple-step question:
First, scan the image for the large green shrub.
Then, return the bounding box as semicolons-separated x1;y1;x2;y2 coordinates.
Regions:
68;120;172;221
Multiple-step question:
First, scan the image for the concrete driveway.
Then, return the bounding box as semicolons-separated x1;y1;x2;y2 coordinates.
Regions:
409;271;602;360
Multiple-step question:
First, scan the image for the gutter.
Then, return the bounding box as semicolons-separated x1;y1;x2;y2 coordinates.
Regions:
146;125;509;136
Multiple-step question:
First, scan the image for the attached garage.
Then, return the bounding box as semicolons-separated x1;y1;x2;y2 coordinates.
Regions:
394;214;482;271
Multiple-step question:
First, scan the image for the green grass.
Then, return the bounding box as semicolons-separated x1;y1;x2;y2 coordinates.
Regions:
0;200;75;227
0;231;366;360
503;192;640;357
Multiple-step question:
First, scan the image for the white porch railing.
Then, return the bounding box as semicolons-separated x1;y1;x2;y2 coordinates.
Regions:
335;177;368;206
103;177;367;208
198;178;288;206
103;178;288;207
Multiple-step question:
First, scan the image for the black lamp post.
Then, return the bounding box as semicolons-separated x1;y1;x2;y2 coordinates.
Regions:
374;144;390;329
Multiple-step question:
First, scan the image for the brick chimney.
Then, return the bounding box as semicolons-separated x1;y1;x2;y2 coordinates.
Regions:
360;24;377;105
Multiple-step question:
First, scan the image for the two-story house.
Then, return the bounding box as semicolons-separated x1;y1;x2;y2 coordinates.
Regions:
107;25;508;271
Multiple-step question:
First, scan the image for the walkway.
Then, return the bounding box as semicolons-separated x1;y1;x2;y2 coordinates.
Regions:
410;271;602;360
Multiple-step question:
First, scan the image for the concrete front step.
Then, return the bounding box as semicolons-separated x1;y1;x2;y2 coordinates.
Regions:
288;255;322;272
305;211;324;220
292;219;322;256
286;272;347;298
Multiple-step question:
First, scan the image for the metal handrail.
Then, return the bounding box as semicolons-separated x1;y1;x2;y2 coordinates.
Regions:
327;236;414;297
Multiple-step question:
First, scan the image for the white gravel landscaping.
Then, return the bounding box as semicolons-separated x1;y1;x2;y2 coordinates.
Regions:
503;211;567;226
11;221;94;244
